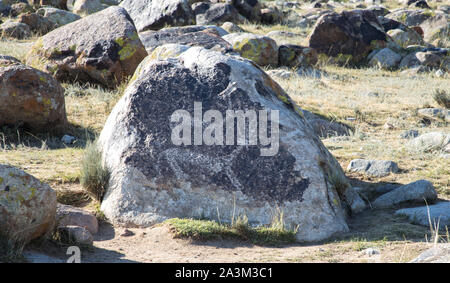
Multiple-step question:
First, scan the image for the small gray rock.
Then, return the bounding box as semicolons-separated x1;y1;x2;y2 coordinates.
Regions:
57;225;93;246
362;248;380;256
56;204;98;234
372;180;437;208
347;159;399;177
400;129;419;139
395;201;450;229
417;108;450;123
61;135;76;144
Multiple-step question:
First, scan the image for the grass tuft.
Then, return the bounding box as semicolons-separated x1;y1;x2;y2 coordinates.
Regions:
80;139;110;201
165;217;297;246
432;89;450;109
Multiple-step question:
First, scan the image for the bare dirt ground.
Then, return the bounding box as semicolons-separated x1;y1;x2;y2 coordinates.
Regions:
26;202;443;263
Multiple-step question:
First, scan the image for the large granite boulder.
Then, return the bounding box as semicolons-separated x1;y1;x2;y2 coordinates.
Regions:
120;0;195;32
0;164;57;244
26;6;147;89
98;46;352;242
307;9;388;64
139;25;232;54
0;55;67;133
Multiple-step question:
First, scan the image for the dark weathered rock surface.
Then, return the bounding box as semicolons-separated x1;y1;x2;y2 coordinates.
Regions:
308;9;388;64
139;25;232;54
120;0;195;32
99;46;352;242
194;2;243;25
26;6;147;88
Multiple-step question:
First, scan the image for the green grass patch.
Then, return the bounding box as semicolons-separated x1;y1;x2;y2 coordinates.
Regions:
165;218;297;246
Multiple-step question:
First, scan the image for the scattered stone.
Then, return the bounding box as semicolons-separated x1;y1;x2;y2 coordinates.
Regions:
386;9;433;27
387;28;424;48
417;108;450;123
0;164;57;245
121;229;135;237
195;3;242;26
369;48;402;69
362;248;380;256
0;21;30;39
302;109;351;138
347;159;399;177
232;0;262;22
408;132;450;153
26;6;147;89
400;129;419;139
222;32;278;66
221;21;244;33
18;12;55;35
36;7;81;28
61;135;76;144
260;6;282;24
372;180;437;208
120;0;195;32
10;2;33;17
71;0;106;16
57;225;93;246
56;204;98;234
98;46;351;242
0;55;67;132
396;201;450;230
278;45;318;68
410;244;450;263
266;69;294;80
0;0;11;16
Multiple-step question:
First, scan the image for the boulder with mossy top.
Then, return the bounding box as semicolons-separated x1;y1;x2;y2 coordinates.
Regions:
0;55;67;133
26;6;147;89
222;32;278;66
98;46;356;242
0;164;57;245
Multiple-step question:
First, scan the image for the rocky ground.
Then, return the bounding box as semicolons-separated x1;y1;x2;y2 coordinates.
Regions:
0;0;449;263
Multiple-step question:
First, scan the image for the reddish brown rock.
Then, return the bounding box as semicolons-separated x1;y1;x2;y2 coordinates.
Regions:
0;55;67;133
